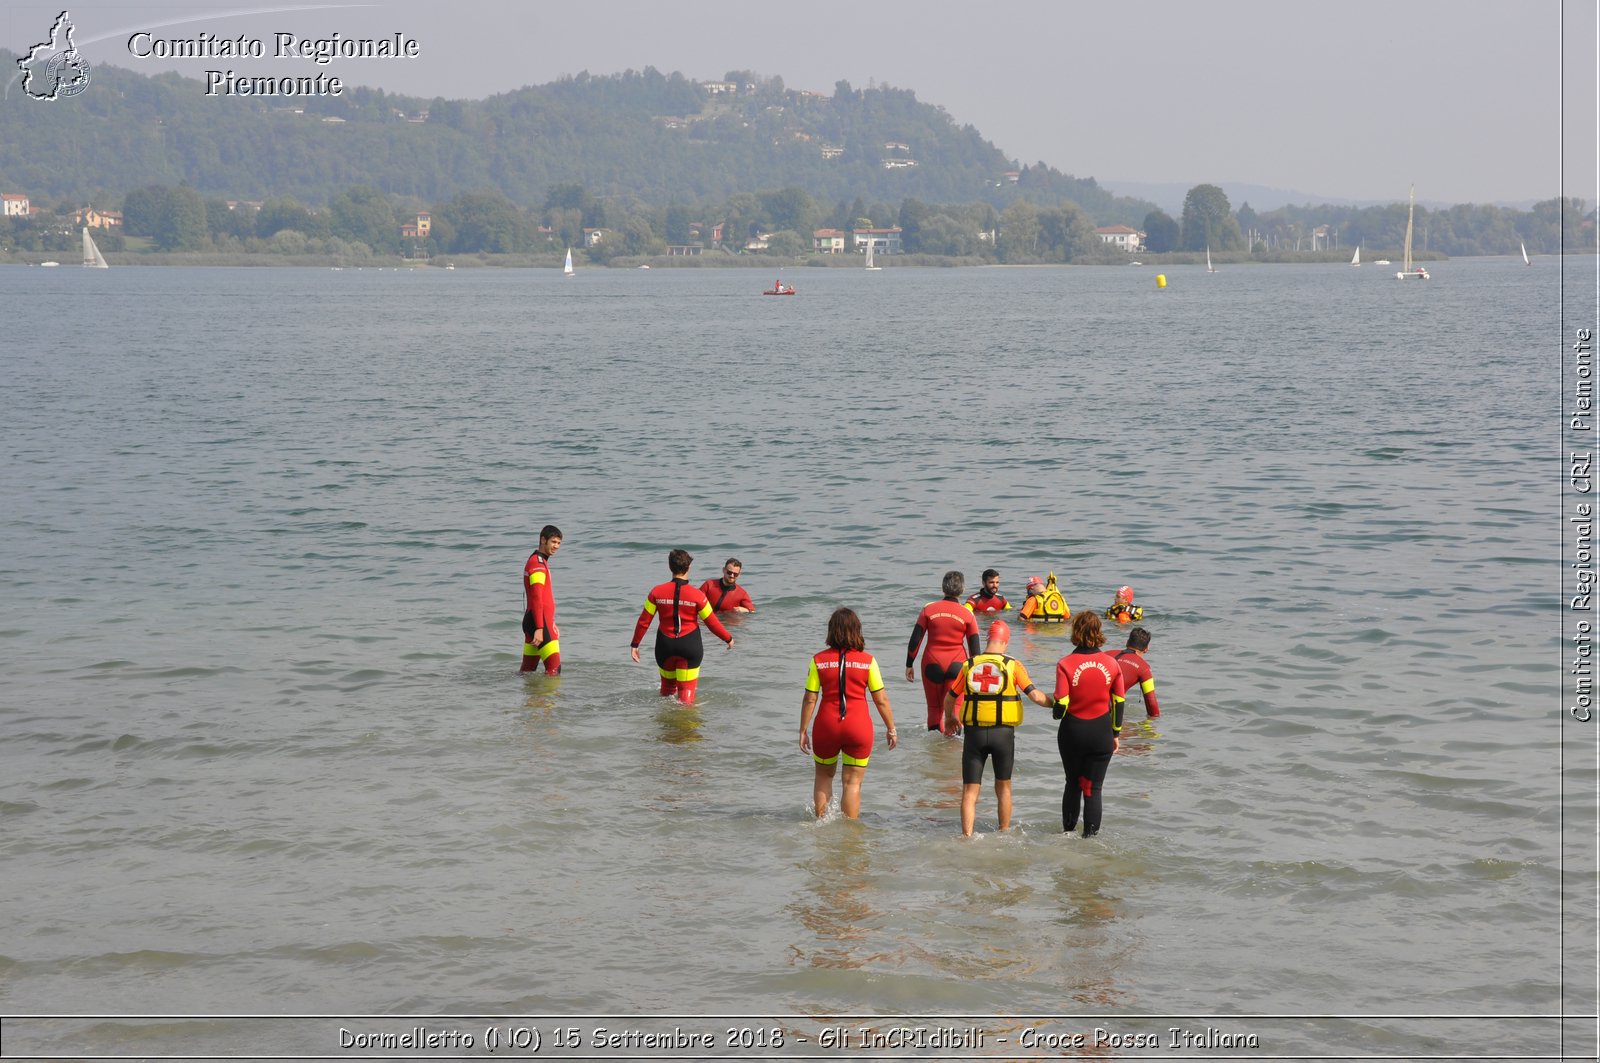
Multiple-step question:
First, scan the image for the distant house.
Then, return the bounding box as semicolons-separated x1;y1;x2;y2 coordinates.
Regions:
2;193;29;217
1094;225;1143;253
583;227;611;247
743;233;771;252
665;244;702;256
703;81;737;95
820;145;845;160
1311;224;1331;250
884;141;910;152
1003;171;1021;184
852;227;903;254
400;211;431;240
813;228;847;254
73;207;122;229
880;158;918;170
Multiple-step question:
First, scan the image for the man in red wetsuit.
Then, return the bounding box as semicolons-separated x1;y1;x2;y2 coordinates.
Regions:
905;570;981;732
520;524;562;674
700;557;756;613
630;549;734;704
1114;626;1161;718
965;568;1010;615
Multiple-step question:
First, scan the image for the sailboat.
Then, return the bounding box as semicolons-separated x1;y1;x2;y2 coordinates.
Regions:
1205;245;1217;273
864;244;881;270
1350;246;1361;267
1521;242;1531;266
1396;186;1429;280
563;247;574;277
82;227;108;268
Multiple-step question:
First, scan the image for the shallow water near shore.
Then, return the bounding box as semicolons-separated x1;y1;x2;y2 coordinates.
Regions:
1;258;1592;1057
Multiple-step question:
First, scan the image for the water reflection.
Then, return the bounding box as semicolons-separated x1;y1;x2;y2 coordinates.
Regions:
786;824;881;971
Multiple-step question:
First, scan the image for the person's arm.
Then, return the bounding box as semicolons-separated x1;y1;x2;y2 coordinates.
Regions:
1110;659;1128;734
799;689;818;753
699;600;735;646
527;569;551;645
734;587;754;613
628;598;655;662
867;661;897;749
1139;662;1160;717
905;619;927;681
963;611;980;657
942;662;968;733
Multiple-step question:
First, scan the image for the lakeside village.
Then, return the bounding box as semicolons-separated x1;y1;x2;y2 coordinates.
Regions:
0;184;1506;269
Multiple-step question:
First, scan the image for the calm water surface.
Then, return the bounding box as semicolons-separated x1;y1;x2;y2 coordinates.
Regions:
1;258;1592;1058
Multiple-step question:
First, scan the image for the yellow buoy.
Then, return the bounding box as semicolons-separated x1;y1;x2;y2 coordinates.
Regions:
1156;274;1167;288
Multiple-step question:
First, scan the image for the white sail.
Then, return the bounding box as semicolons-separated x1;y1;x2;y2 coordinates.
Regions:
82;227;108;268
1396;186;1428;279
1206;245;1217;273
1351;246;1360;267
1521;242;1530;266
563;247;574;276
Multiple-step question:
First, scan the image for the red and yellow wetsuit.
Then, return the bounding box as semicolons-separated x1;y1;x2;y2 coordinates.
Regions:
965;590;1011;615
805;648;885;767
1115;650;1160;718
699;578;756;613
1052;646;1128;837
631;578;732;703
906;598;980;730
520;549;559;674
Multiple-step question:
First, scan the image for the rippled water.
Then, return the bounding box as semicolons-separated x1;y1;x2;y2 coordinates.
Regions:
1;258;1591;1058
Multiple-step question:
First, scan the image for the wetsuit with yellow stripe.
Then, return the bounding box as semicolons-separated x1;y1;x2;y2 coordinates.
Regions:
630;578;733;704
520;549;559;674
805;649;885;767
951;652;1038;785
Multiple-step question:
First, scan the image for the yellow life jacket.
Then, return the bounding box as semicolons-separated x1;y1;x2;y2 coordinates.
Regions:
1105;603;1144;623
960;652;1026;727
1023;571;1070;622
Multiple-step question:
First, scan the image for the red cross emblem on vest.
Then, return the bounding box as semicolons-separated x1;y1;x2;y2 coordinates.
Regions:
969;661;1004;694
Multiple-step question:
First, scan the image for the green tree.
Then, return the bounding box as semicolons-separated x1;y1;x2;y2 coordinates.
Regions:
1142;210;1178;253
440;191;529;253
1179;183;1243;251
329;186;398;253
154;186;209;250
998;199;1040;262
256;196;322;239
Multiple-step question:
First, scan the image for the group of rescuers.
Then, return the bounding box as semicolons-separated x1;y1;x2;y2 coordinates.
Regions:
521;526;1160;838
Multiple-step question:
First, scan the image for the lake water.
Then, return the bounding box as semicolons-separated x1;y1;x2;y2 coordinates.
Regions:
1;258;1593;1059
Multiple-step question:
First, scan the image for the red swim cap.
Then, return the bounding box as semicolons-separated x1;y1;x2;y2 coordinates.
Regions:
1026;576;1044;591
1117;585;1134;602
988;619;1011;641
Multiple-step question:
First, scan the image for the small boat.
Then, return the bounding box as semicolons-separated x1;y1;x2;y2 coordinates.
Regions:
40;261;59;267
1350;246;1361;267
563;247;574;277
1375;258;1391;265
1396;185;1429;280
1521;242;1531;266
1129;260;1143;266
637;263;651;269
82;227;109;268
1206;245;1218;273
763;280;795;295
864;245;882;271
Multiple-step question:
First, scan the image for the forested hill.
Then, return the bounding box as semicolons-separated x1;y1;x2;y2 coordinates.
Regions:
0;59;1153;222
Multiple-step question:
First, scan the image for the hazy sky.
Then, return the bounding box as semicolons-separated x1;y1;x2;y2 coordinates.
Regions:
7;0;1594;205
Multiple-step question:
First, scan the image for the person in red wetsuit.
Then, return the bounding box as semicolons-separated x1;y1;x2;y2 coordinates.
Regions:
965;568;1010;615
700;557;756;613
630;549;734;704
905;570;981;732
520;524;562;674
799;607;898;819
1114;626;1160;718
1052;610;1127;837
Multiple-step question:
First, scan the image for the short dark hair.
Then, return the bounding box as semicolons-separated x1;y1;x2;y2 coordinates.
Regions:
1071;610;1106;650
723;557;742;570
1126;626;1151;651
982;568;999;581
668;548;693;575
941;570;965;597
825;607;865;652
540;524;562;542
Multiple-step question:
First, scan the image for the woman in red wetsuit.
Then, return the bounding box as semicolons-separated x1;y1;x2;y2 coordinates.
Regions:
1053;611;1127;837
629;549;733;704
800;607;898;819
905;570;981;732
